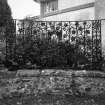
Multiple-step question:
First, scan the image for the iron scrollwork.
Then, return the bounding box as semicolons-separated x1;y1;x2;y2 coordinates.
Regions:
3;19;102;70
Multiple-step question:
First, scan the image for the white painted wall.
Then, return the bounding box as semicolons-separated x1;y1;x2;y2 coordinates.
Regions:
95;0;105;59
41;7;95;21
58;0;95;10
101;20;105;59
95;0;105;19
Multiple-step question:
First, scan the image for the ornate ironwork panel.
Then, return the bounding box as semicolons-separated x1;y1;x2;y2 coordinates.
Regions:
92;20;102;62
3;19;102;69
6;19;16;60
0;25;6;62
68;21;93;61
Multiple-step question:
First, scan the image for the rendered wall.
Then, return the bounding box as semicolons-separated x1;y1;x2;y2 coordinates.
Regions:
95;0;105;20
95;0;105;59
101;20;105;59
58;0;95;10
41;7;95;21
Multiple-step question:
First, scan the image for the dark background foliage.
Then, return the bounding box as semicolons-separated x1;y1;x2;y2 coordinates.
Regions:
0;0;16;67
0;0;12;27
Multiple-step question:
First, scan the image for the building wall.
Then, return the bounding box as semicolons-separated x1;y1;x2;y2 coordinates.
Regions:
36;0;105;60
95;0;105;20
94;0;105;59
41;7;95;21
58;0;95;10
101;20;105;59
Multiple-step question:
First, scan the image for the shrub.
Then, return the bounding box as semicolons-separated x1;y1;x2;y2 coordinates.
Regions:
11;36;90;70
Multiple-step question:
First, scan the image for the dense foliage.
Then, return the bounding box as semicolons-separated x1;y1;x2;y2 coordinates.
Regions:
0;0;15;66
12;36;90;70
0;0;12;27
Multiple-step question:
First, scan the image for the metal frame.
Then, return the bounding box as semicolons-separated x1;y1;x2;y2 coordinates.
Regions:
0;19;103;70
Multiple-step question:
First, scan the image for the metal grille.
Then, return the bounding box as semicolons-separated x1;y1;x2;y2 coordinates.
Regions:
0;19;103;69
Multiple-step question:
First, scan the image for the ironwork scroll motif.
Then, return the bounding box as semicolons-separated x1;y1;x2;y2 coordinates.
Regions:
4;19;102;69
